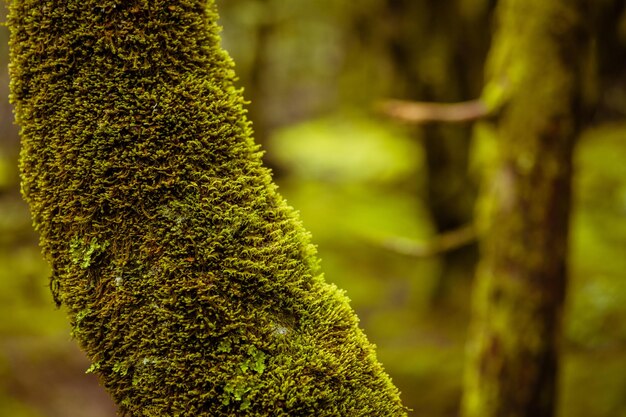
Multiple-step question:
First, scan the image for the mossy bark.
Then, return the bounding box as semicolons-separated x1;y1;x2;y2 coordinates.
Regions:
8;1;407;415
461;1;584;417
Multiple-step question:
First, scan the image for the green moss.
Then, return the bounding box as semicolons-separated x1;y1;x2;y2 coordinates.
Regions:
8;0;406;415
70;237;109;269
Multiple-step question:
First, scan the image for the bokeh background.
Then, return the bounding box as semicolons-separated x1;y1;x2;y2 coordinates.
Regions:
1;1;626;416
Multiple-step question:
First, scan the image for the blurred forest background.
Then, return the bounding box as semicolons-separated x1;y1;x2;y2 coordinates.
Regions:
1;1;626;416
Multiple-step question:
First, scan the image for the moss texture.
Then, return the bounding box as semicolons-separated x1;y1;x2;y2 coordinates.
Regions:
462;1;584;417
8;1;407;415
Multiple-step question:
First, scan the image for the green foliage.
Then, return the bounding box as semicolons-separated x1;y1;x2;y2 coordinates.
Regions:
566;124;626;349
0;396;43;417
0;241;64;337
269;115;422;185
8;0;407;415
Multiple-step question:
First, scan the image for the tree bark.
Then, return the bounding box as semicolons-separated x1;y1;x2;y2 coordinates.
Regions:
8;1;407;415
462;1;585;416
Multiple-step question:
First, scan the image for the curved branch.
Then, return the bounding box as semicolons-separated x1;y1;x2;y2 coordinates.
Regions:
373;224;478;258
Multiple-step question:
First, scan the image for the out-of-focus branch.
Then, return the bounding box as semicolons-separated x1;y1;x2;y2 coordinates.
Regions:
378;99;490;124
373;224;477;257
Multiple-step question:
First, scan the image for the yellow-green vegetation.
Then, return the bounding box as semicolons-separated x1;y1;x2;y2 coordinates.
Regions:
558;123;626;417
8;1;407;415
567;124;626;349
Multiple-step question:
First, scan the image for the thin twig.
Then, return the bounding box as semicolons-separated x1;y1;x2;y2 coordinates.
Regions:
378;99;490;124
374;224;477;257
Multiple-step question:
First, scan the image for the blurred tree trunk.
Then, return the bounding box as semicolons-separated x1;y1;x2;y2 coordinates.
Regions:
588;1;626;122
216;0;275;146
368;0;496;307
462;1;585;416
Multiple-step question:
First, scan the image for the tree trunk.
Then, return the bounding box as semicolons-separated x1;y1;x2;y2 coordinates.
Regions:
8;1;407;415
373;0;494;307
461;1;585;416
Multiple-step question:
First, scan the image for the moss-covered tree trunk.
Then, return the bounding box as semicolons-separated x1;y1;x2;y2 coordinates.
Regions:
8;1;407;415
461;1;584;416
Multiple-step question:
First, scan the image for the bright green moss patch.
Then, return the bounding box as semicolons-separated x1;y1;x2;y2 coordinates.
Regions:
70;237;109;269
8;0;407;415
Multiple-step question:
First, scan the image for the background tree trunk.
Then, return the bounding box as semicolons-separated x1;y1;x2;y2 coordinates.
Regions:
355;0;496;308
461;1;585;416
